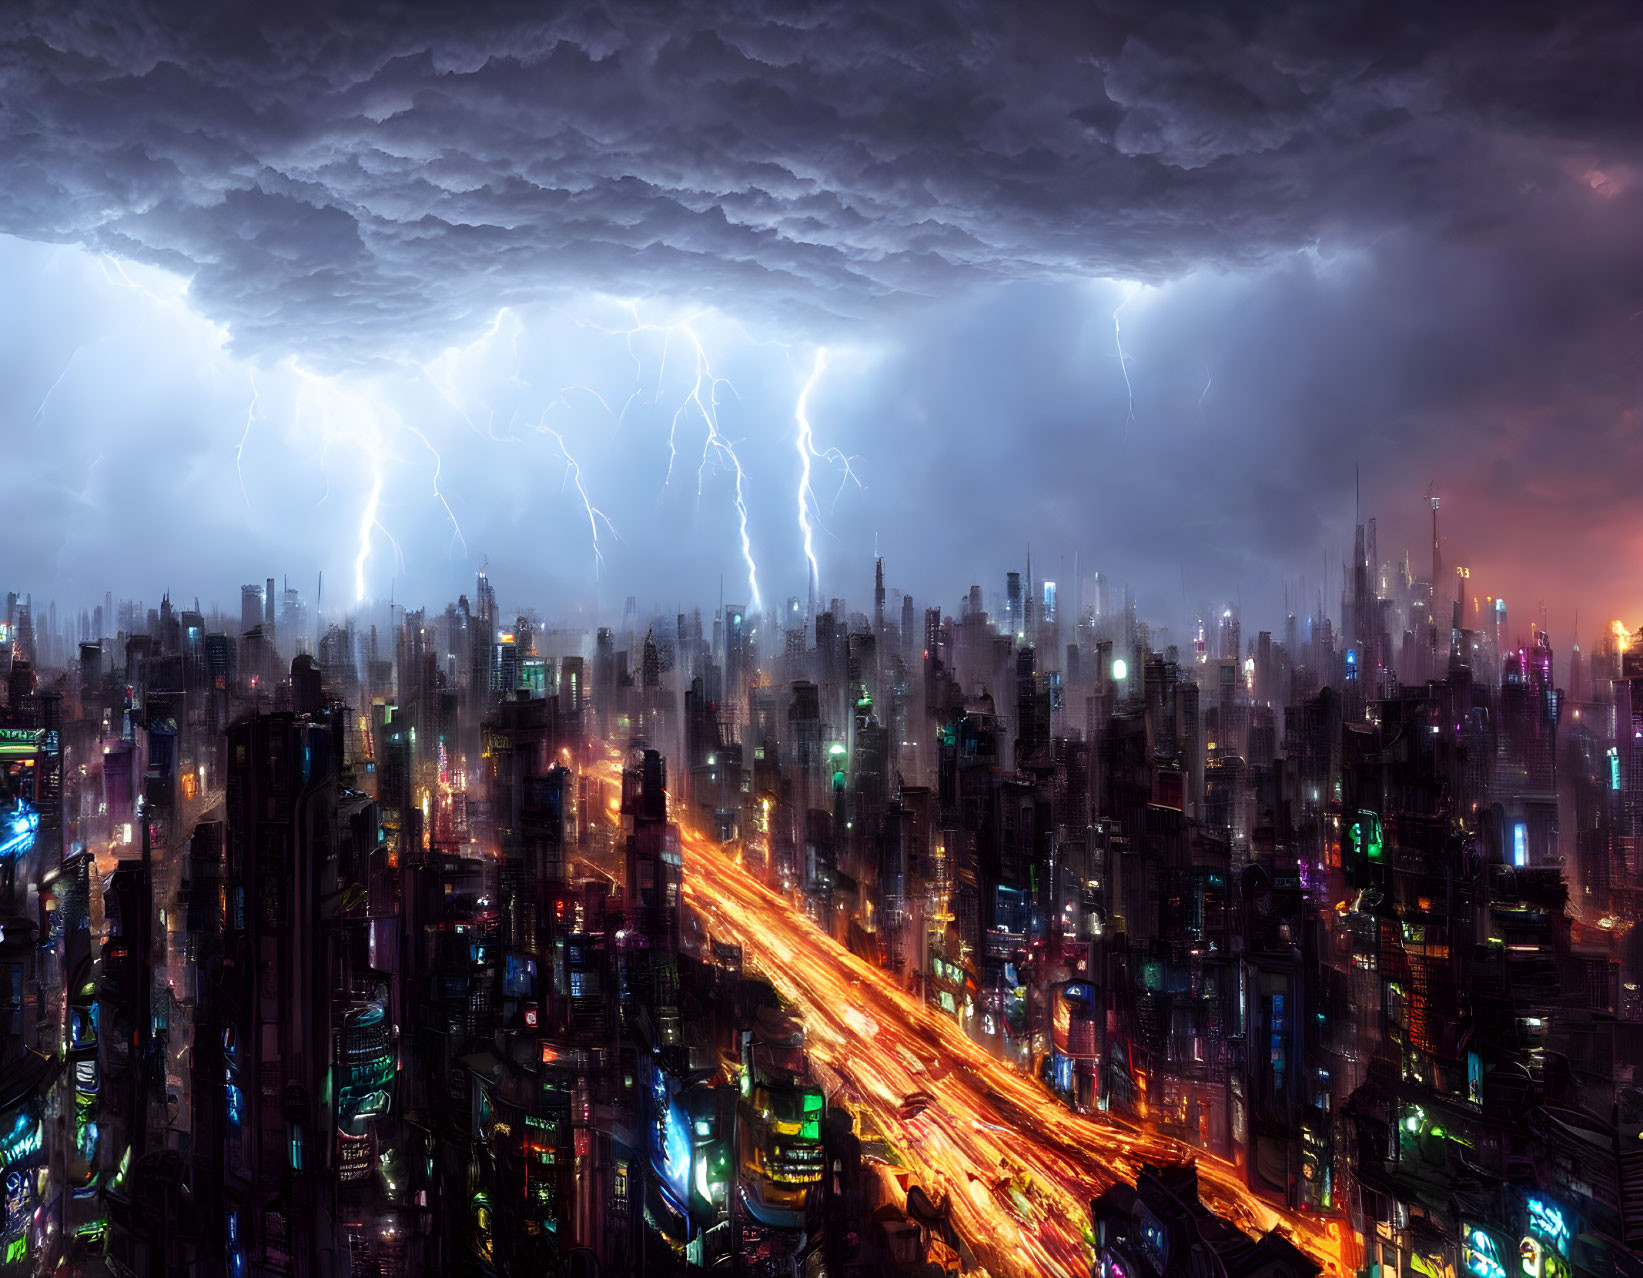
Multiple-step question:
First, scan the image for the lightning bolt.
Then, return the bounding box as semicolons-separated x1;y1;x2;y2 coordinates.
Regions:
616;305;649;431
236;370;258;513
77;451;104;506
590;304;765;608
573;300;653;430
31;349;81;423
97;251;210;326
291;335;471;577
288;360;395;604
792;345;865;610
355;467;385;604
416;299;792;609
1113;282;1142;434
795;347;825;606
732;460;761;613
535;413;620;575
414;307;523;440
577;303;693;481
417;305;642;580
400;420;468;557
675;323;761;611
528;385;625;572
561;385;615;417
682;329;740;497
99;254;140;290
615;386;644;434
377;515;406;576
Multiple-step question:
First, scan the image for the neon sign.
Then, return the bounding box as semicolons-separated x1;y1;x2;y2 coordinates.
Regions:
1527;1199;1569;1256
650;1067;689;1198
1464;1228;1506;1278
2;1169;28;1240
0;1114;41;1166
1347;810;1383;861
0;803;38;860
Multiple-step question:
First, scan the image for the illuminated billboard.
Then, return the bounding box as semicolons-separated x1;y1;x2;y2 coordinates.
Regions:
1464;1224;1509;1278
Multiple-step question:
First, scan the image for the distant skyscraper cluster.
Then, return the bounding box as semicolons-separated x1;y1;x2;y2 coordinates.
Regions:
1;525;1640;1278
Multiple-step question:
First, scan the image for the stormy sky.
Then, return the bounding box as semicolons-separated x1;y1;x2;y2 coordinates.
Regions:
2;1;1640;640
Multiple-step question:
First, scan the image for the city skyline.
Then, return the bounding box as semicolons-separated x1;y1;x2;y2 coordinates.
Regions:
17;233;1620;638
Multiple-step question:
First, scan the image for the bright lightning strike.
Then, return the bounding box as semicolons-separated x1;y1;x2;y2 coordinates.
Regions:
31;349;81;423
596;303;766;608
561;385;615;417
99;254;139;290
288;360;395;605
419;299;784;608
536;414;620;576
566;301;651;435
416;305;641;582
401;419;468;558
675;323;761;611
415;307;523;441
794;347;828;607
77;451;103;506
236;370;258;513
355;467;385;604
1112;282;1142;434
792;345;865;609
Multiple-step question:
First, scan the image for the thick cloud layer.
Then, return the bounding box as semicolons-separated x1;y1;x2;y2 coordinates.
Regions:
4;1;1638;356
1;2;1640;636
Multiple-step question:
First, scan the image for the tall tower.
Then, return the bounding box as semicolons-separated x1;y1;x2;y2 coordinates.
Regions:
1430;491;1442;662
1024;545;1036;634
1430;495;1441;601
873;556;885;638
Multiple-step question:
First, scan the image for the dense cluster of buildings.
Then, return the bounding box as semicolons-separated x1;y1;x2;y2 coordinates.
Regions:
1;522;1642;1278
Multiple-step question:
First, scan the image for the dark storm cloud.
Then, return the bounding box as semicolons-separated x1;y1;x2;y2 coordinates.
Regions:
2;0;1638;358
827;181;1643;628
3;1;1641;633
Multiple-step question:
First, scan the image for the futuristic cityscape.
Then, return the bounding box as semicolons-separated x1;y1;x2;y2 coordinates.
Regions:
2;546;1640;1278
4;4;1643;1278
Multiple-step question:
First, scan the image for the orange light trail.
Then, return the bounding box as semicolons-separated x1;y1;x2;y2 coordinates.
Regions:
596;758;1350;1278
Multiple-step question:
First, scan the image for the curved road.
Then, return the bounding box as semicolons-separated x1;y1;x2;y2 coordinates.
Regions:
673;821;1352;1278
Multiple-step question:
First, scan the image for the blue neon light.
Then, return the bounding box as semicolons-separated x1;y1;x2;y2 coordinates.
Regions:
0;802;38;860
1465;1228;1506;1278
1527;1198;1569;1255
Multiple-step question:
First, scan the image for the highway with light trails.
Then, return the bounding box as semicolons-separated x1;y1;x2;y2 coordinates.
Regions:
654;805;1353;1278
